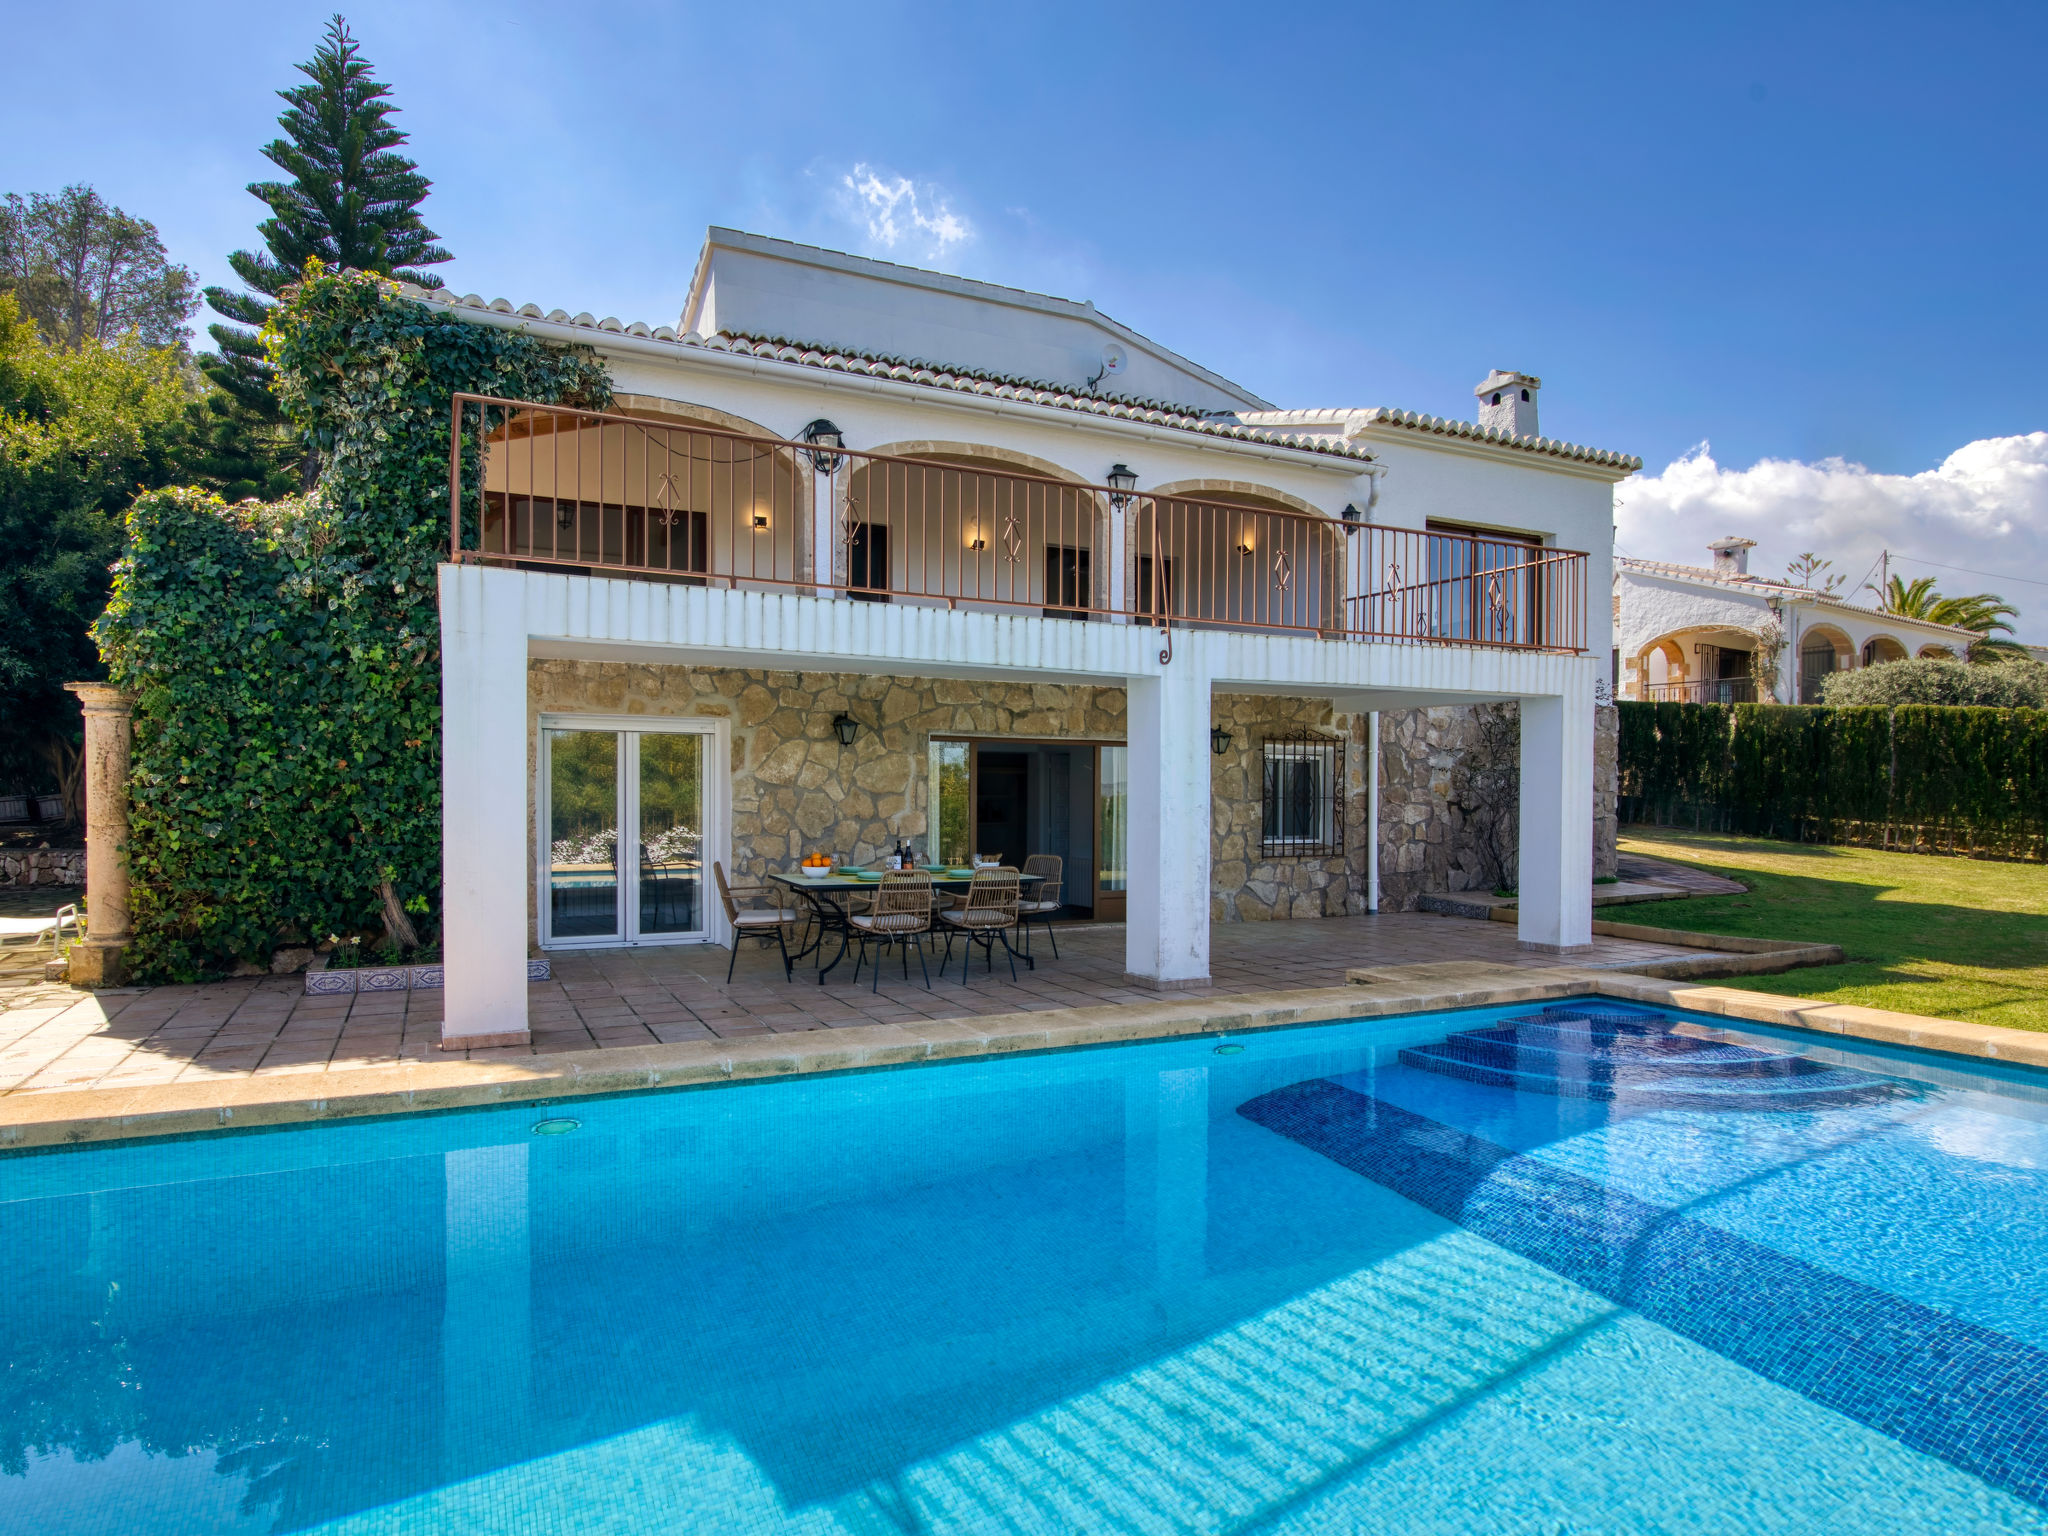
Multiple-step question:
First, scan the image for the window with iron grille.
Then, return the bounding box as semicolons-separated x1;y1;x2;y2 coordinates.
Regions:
1261;733;1344;856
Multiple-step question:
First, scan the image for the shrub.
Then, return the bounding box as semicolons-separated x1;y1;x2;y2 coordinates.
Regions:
1820;657;2048;709
1617;700;2048;858
95;266;609;980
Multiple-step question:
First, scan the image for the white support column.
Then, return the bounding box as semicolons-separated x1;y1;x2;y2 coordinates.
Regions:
1516;688;1595;953
1124;661;1213;989
440;564;532;1047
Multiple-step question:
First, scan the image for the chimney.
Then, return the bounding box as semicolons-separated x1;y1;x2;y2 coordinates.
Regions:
1474;369;1540;438
1708;536;1756;577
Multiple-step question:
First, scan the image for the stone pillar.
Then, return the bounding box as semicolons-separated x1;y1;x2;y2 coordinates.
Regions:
1124;661;1212;989
439;564;532;1048
63;683;135;987
1516;687;1595;953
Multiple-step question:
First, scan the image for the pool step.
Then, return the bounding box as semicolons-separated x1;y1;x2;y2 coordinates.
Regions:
1399;1008;1906;1111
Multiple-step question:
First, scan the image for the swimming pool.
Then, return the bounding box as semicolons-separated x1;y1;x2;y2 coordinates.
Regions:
3;997;2045;1534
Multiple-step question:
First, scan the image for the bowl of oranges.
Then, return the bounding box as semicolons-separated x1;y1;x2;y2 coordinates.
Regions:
799;853;835;880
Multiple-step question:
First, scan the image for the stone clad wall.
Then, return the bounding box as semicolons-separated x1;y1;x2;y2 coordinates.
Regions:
1208;694;1368;921
1374;701;1620;913
524;662;1617;931
526;661;1371;930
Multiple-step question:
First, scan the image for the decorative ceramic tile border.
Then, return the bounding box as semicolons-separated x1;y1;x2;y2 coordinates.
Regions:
303;956;548;996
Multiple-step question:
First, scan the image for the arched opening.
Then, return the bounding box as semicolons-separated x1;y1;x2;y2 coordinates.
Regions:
1918;643;1958;660
1798;624;1853;703
1634;630;1756;701
842;443;1104;616
1861;635;1909;667
1141;481;1346;635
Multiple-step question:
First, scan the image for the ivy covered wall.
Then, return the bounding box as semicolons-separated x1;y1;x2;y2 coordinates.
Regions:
96;268;609;980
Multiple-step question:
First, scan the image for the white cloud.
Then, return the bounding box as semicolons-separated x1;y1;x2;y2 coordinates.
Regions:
838;163;972;259
1617;433;2048;640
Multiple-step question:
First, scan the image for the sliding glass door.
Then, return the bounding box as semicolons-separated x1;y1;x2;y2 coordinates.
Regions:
542;720;717;947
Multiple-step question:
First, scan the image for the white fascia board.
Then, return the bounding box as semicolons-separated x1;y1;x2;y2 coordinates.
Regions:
448;305;1371;481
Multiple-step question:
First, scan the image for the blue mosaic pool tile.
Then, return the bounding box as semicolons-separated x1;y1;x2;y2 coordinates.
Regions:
1239;1076;2048;1510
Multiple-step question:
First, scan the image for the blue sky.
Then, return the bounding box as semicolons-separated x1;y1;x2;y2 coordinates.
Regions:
13;0;2048;632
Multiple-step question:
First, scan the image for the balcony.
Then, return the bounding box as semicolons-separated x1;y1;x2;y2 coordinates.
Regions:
448;395;1589;654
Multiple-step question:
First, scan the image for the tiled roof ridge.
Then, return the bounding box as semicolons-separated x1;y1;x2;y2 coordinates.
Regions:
1615;555;1979;634
390;282;1375;465
1241;406;1641;471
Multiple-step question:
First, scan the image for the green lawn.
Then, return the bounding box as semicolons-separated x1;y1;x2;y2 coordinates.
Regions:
1619;828;2048;1032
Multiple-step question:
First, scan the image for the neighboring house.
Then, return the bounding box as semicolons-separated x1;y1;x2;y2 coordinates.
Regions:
1617;538;1976;705
421;230;1639;1047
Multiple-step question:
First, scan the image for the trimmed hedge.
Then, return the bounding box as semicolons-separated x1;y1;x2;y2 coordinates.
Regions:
1618;701;2048;860
95;267;609;981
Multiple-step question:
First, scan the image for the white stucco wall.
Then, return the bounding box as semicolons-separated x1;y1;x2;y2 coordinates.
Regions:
680;229;1269;413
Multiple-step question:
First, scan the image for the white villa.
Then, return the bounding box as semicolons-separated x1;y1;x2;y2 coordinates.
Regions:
1617;538;1977;705
419;230;1639;1048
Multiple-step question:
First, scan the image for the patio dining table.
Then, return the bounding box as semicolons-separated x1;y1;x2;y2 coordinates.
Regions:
768;867;1045;984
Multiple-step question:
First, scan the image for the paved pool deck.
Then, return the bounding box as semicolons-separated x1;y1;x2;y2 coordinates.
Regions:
0;912;1716;1098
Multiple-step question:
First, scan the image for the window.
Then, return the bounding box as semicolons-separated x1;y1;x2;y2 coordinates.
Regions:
1044;545;1091;620
849;522;889;601
1261;734;1343;856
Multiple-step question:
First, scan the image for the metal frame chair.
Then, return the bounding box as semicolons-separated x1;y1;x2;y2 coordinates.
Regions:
1018;855;1064;958
713;861;800;982
847;871;935;990
937;867;1028;982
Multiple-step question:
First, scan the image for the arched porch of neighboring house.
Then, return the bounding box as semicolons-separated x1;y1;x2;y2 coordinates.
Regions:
1861;634;1909;666
1797;623;1854;703
1628;629;1758;703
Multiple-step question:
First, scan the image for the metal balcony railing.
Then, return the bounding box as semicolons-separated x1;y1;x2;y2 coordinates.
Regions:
448;395;1589;654
1638;679;1759;704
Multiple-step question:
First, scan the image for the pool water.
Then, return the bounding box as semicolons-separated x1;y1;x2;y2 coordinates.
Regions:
3;998;2047;1535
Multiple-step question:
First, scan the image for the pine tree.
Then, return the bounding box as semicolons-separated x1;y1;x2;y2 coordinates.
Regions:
201;15;450;419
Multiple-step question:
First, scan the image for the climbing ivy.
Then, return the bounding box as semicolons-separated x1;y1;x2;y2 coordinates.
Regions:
1618;701;2048;859
96;267;609;980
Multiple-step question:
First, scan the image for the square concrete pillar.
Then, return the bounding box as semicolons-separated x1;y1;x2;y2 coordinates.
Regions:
1516;688;1595;953
1124;663;1213;989
440;564;532;1047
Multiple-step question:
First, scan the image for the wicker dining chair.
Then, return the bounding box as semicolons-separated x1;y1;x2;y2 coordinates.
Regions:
1018;854;1064;958
847;871;935;991
937;867;1028;983
713;861;801;983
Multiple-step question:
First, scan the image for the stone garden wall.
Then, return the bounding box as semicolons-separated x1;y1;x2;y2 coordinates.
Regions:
0;846;85;888
525;661;1617;934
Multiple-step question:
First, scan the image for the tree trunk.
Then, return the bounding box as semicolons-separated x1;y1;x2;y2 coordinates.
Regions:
378;879;421;950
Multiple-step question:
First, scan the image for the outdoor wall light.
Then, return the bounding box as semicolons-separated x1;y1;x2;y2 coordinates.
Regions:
967;524;987;551
801;419;846;474
1105;462;1138;512
1210;725;1234;756
1340;502;1364;527
750;509;771;530
1235;539;1255;557
831;713;860;747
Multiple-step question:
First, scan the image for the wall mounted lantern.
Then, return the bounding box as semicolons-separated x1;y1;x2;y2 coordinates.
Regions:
1105;463;1138;513
1210;725;1233;756
1340;502;1364;529
801;419;846;474
750;509;771;530
831;712;860;747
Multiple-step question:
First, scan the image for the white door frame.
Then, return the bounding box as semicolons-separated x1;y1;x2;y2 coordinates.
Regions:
536;713;732;950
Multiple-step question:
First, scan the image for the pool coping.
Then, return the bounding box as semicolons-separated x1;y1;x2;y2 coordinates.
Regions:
2;963;2041;1149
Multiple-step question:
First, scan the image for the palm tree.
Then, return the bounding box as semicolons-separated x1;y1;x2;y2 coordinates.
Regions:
1880;575;2027;661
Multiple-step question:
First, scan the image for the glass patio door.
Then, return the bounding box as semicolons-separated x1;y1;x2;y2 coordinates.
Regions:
545;725;710;946
1096;745;1128;922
